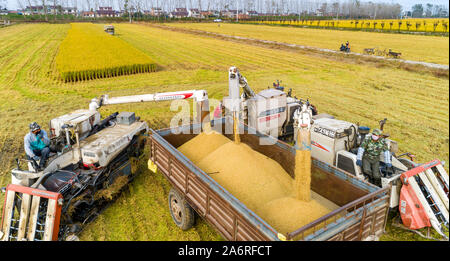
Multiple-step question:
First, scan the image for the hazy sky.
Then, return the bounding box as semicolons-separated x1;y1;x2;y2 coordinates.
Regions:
3;0;450;11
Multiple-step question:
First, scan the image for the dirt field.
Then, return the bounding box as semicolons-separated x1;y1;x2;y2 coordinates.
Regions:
0;23;448;241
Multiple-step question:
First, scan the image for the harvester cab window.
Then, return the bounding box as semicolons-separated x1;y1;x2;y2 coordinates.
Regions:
337;154;356;176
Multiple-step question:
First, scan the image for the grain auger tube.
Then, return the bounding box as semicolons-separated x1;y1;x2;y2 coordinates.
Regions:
89;90;210;129
1;89;210;241
293;103;313;201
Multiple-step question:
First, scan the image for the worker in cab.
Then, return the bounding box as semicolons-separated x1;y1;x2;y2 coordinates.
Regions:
356;129;391;187
24;122;50;171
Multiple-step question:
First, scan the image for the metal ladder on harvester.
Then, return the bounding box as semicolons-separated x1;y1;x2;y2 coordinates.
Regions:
399;159;449;239
0;184;63;241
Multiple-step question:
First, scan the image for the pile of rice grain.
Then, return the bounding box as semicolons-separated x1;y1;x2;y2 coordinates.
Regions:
197;142;294;211
177;133;339;234
258;192;339;235
178;131;230;163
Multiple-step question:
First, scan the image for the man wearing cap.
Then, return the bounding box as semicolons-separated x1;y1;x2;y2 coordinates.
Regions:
24;122;50;171
356;129;391;187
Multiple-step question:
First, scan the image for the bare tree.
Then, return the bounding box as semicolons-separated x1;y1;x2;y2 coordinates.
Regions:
425;3;432;17
0;0;7;10
86;0;92;11
94;0;99;19
16;0;25;11
53;0;58;21
332;1;339;19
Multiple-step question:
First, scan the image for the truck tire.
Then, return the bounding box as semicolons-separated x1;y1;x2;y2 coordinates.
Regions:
168;188;195;231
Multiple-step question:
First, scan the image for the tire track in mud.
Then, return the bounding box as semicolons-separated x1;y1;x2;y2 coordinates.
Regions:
0;25;49;78
22;28;63;95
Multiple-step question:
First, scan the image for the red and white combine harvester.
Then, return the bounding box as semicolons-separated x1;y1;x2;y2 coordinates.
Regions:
398;159;448;239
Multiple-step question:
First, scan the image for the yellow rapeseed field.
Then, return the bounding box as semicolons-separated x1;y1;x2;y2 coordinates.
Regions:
56;23;157;82
168;22;449;65
248;18;449;33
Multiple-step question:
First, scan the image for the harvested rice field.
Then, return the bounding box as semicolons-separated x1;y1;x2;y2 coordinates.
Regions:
0;22;448;241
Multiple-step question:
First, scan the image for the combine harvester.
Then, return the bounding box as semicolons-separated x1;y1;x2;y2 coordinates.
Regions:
208;67;449;240
0;90;209;241
104;25;115;35
1;66;448;240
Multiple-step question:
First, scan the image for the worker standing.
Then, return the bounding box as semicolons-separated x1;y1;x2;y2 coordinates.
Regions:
356;129;391;187
24;122;50;171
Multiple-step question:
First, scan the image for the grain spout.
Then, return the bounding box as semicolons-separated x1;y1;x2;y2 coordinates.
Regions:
295;127;312;202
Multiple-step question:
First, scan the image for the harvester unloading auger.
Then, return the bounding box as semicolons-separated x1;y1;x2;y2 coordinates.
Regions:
0;89;209;241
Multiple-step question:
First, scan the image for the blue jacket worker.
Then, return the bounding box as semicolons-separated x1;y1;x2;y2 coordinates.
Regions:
24;122;50;171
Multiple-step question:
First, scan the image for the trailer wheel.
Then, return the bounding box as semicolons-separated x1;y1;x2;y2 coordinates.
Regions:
168;188;195;231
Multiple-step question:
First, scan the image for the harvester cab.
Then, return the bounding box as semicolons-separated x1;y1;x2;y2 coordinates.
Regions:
303;116;408;208
222;66;317;140
1;89;209;241
298;115;449;238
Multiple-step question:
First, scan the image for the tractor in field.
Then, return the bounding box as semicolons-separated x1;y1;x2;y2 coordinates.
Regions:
339;43;351;53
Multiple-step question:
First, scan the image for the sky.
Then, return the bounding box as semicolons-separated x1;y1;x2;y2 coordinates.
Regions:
3;0;450;11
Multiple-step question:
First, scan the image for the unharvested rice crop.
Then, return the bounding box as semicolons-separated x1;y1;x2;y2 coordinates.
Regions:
56;23;157;82
178;132;339;235
247;18;450;33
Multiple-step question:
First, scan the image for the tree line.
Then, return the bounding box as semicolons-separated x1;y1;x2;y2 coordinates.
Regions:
10;0;450;20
